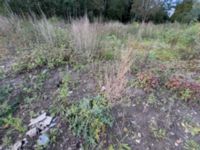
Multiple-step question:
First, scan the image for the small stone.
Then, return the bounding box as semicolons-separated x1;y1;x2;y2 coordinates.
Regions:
136;139;141;144
101;86;106;92
26;128;37;137
138;133;141;138
175;139;182;146
123;128;128;133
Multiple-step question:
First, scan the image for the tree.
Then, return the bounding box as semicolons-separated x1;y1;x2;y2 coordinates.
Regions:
171;0;200;23
105;0;132;22
131;0;165;22
189;0;200;22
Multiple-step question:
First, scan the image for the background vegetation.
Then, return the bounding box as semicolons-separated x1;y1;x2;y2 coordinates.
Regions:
0;0;200;23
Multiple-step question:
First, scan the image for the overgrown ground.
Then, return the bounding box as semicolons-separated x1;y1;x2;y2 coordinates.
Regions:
0;15;200;150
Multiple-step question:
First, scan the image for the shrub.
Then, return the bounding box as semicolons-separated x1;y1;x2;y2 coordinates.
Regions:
66;96;113;146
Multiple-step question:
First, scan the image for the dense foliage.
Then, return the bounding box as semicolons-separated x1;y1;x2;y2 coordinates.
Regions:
1;0;170;23
0;0;199;22
172;0;200;23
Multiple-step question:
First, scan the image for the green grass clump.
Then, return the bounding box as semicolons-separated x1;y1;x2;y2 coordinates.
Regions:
66;96;113;146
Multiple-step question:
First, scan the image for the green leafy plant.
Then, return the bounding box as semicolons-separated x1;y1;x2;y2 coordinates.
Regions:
66;96;113;146
184;140;200;150
59;75;70;101
181;121;200;136
149;120;166;140
0;85;15;125
3;115;26;133
180;88;193;101
119;143;131;150
50;74;70;116
136;71;159;91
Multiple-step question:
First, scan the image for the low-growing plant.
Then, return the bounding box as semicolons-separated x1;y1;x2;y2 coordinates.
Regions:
13;44;70;73
166;76;200;101
99;35;123;61
147;93;157;105
119;143;132;150
180;89;193;101
66;96;113;146
2;115;26;133
184;140;200;150
2;134;12;148
181;121;200;136
149;119;166;140
49;128;59;145
59;75;70;101
50;74;70;116
0;84;13;124
149;123;166;140
136;71;159;91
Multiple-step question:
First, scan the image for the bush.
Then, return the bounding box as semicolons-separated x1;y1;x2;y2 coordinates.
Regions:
66;96;113;146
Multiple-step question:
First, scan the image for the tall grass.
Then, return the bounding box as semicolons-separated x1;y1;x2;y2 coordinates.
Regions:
0;15;10;35
70;16;101;62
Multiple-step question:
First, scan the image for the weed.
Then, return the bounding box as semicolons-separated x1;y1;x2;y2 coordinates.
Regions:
149;49;178;61
100;35;123;61
13;44;70;73
66;96;113;146
49;128;59;144
149;120;166;140
181;121;200;136
184;140;200;150
180;89;193;101
2;115;26;133
150;127;166;140
50;74;70;116
166;76;200;101
22;71;48;105
0;84;15;124
2;135;12;147
136;71;159;91
147;93;157;105
59;75;70;101
102;48;133;103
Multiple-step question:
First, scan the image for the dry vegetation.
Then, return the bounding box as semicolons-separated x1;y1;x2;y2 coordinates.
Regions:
0;15;200;150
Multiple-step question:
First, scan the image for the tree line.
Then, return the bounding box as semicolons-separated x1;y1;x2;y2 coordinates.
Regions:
1;0;200;23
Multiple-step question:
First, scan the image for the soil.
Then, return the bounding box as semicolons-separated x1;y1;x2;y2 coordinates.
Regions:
0;60;200;150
